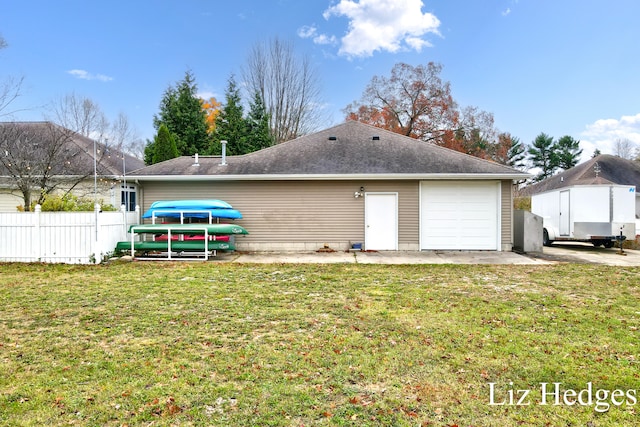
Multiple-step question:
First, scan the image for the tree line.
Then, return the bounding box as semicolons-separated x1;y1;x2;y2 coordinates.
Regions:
0;31;587;188
145;38;323;164
145;56;585;186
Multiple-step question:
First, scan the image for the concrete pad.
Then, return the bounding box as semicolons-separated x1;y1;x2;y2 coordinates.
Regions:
355;250;548;265
230;251;356;264
531;242;640;266
230;250;549;265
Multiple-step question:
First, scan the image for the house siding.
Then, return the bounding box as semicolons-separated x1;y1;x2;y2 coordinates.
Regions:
0;180;117;212
501;180;513;251
138;178;514;252
0;190;23;212
139;180;420;251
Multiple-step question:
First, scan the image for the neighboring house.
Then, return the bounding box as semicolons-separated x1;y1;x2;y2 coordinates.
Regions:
0;122;145;211
522;154;640;217
128;121;529;251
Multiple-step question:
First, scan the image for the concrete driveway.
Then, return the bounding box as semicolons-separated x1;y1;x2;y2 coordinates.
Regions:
222;244;640;265
226;250;550;265
529;242;640;266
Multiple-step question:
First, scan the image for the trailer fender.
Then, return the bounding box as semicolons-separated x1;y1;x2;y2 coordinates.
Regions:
543;227;556;247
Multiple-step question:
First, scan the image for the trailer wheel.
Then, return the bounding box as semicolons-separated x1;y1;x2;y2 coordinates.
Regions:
543;229;553;247
592;240;602;247
603;240;614;248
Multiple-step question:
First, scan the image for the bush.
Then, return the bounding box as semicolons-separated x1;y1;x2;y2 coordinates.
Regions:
32;194;117;212
513;196;531;211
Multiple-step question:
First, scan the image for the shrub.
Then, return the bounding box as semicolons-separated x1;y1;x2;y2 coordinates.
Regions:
33;194;117;212
513;196;531;211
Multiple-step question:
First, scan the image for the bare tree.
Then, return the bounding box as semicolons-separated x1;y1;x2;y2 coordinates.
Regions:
243;37;324;143
613;138;635;160
0;122;95;210
49;93;109;140
0;75;24;118
0;35;25;118
110;112;142;158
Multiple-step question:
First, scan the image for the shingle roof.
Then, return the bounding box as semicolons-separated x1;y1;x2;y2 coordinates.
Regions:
0;121;145;176
522;154;640;195
130;121;528;180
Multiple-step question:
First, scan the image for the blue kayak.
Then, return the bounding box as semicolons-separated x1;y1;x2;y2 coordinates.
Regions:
149;199;233;210
142;207;242;220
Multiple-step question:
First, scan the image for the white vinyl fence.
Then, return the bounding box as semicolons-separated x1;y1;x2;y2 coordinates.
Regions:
0;204;140;264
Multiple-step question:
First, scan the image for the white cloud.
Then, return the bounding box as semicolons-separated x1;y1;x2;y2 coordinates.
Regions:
322;0;441;58
579;113;640;160
502;8;511;16
298;25;337;46
297;25;317;39
197;91;216;100
313;33;337;45
67;69;113;82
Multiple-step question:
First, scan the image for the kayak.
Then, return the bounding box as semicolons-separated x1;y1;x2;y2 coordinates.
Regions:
154;234;231;242
115;240;235;252
129;223;249;235
149;199;233;210
142;207;243;220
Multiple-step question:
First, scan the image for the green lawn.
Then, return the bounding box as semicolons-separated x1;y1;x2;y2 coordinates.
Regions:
0;262;638;426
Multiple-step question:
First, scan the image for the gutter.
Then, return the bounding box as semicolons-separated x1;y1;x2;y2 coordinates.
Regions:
129;173;532;182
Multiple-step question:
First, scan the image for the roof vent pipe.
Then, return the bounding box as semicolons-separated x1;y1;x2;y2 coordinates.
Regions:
328;136;337;141
221;140;227;166
192;153;200;166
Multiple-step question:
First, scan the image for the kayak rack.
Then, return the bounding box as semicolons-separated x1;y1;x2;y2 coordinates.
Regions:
128;225;220;261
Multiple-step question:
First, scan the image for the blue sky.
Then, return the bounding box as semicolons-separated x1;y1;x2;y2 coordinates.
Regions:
2;0;640;162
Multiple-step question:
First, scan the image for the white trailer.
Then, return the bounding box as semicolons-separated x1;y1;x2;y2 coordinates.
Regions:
531;184;636;247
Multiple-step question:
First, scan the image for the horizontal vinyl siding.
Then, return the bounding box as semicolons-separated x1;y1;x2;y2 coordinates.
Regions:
0;190;23;212
501;180;513;250
139;180;419;250
365;181;419;247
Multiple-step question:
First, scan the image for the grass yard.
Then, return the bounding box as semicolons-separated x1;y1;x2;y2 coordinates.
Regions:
0;262;639;426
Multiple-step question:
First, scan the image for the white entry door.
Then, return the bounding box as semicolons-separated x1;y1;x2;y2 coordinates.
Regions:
365;193;398;250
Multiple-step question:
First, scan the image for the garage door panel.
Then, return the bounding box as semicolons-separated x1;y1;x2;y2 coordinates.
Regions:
421;182;499;250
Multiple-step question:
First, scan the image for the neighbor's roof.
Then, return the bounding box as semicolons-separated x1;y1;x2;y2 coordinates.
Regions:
130;121;529;181
522;154;640;195
0;121;145;176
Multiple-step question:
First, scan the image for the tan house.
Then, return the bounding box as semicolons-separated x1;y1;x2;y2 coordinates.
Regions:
0;122;145;211
128;121;529;251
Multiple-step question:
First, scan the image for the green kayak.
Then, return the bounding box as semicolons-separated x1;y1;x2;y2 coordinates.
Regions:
128;223;248;235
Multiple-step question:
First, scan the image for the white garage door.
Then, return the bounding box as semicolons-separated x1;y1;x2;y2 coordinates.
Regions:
421;181;500;250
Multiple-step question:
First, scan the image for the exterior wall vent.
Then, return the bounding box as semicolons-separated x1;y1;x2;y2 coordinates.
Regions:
328;136;337;141
220;140;227;166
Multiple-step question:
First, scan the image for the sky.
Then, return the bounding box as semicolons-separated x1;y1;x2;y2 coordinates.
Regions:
2;0;640;163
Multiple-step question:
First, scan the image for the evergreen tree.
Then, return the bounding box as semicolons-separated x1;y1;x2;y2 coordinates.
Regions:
152;124;179;163
245;91;273;152
592;148;602;158
528;133;557;181
211;75;247;155
555;135;582;170
152;70;210;156
506;136;527;170
143;138;154;165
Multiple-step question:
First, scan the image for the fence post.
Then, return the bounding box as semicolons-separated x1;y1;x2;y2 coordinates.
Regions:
121;204;127;240
135;205;141;225
34;204;42;261
94;203;101;264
